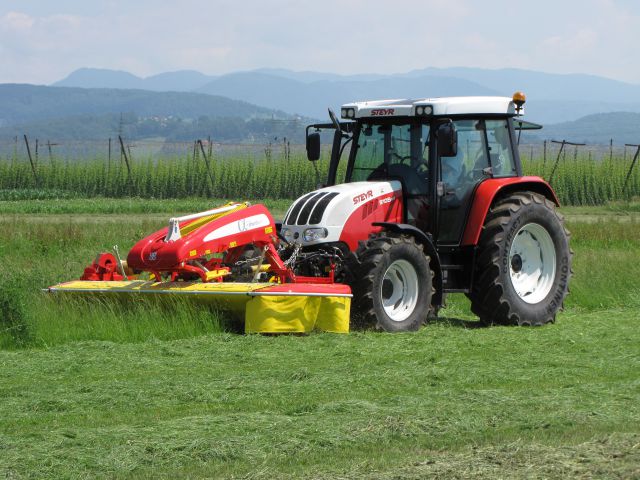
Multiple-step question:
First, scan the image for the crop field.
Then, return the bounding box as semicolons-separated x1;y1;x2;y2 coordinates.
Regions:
0;196;639;478
0;150;639;204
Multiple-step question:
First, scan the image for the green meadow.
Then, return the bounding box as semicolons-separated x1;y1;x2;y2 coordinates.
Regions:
0;197;638;478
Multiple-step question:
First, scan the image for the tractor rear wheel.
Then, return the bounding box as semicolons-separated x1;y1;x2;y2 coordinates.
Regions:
468;192;571;326
353;233;433;332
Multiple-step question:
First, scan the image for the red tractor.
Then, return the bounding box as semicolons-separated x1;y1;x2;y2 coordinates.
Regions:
52;93;571;334
283;92;572;331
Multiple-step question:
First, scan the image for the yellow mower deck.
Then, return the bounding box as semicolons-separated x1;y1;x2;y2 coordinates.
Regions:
47;280;351;333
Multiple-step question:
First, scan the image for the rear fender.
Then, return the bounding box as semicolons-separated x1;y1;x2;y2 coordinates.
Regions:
372;222;443;308
461;176;560;246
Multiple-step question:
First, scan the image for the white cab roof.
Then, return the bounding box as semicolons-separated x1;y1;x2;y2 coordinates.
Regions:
342;96;518;118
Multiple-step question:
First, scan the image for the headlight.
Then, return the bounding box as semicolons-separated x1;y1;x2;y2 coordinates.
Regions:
281;227;294;242
303;227;328;242
341;108;355;119
415;105;433;116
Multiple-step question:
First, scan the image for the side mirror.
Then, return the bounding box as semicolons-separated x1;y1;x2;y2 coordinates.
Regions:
306;132;320;161
437;122;457;157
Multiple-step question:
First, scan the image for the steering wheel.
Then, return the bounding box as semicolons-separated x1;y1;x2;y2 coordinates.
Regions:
391;151;412;164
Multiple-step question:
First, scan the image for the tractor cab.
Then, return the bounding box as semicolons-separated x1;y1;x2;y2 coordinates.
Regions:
306;94;532;246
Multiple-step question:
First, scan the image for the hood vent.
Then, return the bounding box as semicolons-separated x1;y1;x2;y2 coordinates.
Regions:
308;192;339;224
284;192;315;225
296;192;328;225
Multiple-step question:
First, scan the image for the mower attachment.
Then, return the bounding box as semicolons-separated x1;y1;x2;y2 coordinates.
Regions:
48;202;351;333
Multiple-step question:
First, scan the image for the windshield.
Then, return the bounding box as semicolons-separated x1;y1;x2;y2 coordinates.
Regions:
349;122;430;195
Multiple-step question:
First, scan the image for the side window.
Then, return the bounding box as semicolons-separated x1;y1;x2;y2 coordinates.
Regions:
388;124;429;196
485;119;516;177
442;120;488;187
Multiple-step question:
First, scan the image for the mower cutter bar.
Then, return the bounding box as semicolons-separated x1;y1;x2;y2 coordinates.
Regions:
46;280;352;333
45;281;352;297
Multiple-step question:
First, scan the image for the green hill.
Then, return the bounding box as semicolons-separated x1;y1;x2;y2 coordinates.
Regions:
0;84;305;143
0;84;288;126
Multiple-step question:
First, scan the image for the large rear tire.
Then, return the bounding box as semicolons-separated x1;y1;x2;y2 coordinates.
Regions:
353;234;433;332
468;192;572;326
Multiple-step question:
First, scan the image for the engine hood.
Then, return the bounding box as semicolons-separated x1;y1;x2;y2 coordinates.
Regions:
281;181;402;246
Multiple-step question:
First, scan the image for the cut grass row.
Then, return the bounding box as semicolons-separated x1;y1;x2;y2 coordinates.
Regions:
0;308;638;478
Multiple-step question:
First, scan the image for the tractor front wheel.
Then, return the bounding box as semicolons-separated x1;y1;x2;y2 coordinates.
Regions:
469;192;572;325
353;234;433;332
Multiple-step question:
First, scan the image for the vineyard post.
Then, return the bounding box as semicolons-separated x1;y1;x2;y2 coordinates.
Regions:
23;134;39;186
549;140;584;184
118;135;132;179
609;139;613;165
192;140;199;195
543;140;547;169
108;138;112;174
622;143;640;192
548;140;566;183
197;139;215;192
46;140;57;167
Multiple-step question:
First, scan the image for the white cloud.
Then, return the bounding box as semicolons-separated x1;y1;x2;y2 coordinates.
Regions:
0;0;639;84
1;11;35;30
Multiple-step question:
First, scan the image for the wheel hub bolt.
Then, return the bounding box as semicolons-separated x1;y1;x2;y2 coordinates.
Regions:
511;254;523;273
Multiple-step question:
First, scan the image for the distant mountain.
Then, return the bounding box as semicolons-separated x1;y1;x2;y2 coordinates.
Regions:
195;72;498;118
403;67;640;103
52;66;640;124
142;70;213;92
54;68;217;92
252;68;388;83
53;68;146;90
525;112;640;145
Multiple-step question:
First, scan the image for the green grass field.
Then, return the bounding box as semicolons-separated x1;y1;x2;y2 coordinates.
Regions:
0;200;639;478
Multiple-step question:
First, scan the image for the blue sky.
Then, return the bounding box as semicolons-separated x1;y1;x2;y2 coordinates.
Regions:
1;0;639;84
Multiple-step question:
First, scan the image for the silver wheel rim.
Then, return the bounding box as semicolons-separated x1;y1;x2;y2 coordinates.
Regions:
381;259;419;322
509;223;556;304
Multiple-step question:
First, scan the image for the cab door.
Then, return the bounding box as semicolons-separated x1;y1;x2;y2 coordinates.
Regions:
436;119;490;244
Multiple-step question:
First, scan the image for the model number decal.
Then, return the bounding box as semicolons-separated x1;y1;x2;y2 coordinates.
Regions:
379;196;394;206
370;108;395;116
353;190;373;205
